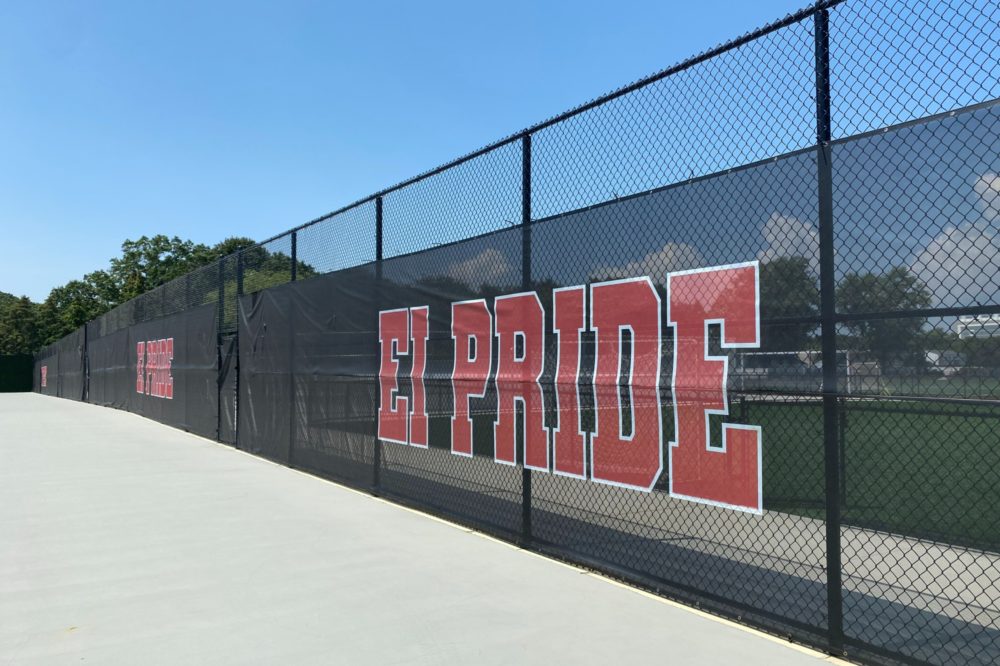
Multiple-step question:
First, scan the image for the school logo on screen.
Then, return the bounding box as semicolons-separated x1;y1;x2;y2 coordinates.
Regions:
377;261;763;514
136;338;174;399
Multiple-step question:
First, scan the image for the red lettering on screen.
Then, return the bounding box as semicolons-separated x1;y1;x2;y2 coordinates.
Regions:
164;338;174;399
378;309;410;445
667;262;761;514
148;340;156;396
377;307;430;448
146;340;157;396
451;299;492;457
409;306;430;449
136;338;174;400
136;342;145;393
551;286;586;479
375;261;763;516
590;278;663;491
494;292;547;470
41;365;48;388
152;340;161;397
145;340;156;396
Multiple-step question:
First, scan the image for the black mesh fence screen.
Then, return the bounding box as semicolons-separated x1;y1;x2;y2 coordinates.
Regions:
31;2;1000;663
34;327;85;400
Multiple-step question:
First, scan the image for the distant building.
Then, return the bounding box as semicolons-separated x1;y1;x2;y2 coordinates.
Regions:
925;350;966;375
953;314;1000;339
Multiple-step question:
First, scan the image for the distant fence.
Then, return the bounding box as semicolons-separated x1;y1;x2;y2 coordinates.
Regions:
0;355;32;392
33;1;1000;663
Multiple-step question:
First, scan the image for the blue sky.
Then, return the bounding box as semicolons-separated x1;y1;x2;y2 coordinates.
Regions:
0;0;812;301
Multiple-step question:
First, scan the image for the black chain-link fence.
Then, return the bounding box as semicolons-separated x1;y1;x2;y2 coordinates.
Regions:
32;1;1000;663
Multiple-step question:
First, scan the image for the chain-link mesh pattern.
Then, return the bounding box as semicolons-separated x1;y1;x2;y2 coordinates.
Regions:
532;19;816;220
383;143;522;259
34;2;1000;663
829;0;1000;138
295;203;377;276
833;104;1000;312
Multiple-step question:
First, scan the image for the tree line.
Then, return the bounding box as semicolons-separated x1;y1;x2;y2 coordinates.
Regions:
4;241;992;373
417;256;962;371
0;235;261;355
760;256;1000;371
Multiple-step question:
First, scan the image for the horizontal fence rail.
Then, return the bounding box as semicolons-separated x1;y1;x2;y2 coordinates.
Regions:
32;1;1000;664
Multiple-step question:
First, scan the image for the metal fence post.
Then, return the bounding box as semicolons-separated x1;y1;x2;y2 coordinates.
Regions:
235;251;244;447
217;259;225;442
521;133;533;543
838;399;848;510
82;323;89;402
815;7;844;655
237;250;245;297
373;197;384;494
217;259;225;331
288;231;297;465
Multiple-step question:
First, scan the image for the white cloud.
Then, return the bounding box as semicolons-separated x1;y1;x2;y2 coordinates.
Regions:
910;221;1000;307
756;213;819;273
909;172;1000;307
590;242;704;285
447;248;516;286
974;172;999;221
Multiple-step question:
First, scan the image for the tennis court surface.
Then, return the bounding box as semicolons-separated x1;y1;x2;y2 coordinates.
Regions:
0;393;844;665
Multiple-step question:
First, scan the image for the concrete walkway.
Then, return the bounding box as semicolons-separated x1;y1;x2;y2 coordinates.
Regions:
0;393;839;665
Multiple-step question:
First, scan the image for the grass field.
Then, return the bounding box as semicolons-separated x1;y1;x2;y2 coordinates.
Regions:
751;399;1000;549
415;381;999;551
875;375;1000;400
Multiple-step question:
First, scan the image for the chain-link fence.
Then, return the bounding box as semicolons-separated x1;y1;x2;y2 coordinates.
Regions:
32;1;1000;663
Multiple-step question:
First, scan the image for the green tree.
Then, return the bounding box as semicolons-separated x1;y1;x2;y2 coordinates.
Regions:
17;233;322;351
836;267;932;368
0;295;43;354
211;236;258;259
758;257;819;351
211;237;318;295
110;235;215;301
38;276;117;344
83;269;122;307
